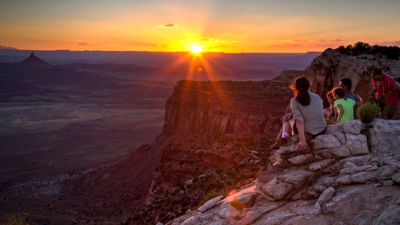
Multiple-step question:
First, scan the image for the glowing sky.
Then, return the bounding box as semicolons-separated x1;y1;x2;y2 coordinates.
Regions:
1;0;399;52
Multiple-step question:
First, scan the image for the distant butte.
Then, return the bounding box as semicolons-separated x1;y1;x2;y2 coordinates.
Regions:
20;52;51;67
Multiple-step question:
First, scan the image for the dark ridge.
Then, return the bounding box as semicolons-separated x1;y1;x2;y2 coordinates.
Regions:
334;42;400;60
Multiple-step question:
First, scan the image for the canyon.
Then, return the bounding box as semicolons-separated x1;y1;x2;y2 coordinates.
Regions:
1;46;399;224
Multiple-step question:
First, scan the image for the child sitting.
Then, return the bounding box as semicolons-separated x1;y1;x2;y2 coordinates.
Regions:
332;87;355;122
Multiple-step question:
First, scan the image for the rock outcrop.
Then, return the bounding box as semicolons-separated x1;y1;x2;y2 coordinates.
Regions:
168;119;400;225
304;49;400;105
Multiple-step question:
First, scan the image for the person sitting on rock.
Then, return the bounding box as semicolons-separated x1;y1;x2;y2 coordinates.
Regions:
271;76;326;151
332;87;355;123
290;76;327;150
338;78;363;118
371;68;400;119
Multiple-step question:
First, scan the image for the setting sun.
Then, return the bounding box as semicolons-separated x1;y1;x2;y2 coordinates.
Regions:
191;45;202;54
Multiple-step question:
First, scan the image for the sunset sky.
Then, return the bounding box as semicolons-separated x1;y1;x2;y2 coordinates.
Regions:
1;0;399;53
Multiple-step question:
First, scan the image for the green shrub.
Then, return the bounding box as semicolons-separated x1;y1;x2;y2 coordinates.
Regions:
357;102;380;123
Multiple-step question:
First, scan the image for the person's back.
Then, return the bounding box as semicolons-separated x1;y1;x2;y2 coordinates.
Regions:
290;92;326;135
334;98;355;122
283;76;327;151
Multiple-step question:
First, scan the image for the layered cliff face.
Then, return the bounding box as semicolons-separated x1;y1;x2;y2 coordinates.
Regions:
168;119;400;225
163;79;294;138
304;49;400;104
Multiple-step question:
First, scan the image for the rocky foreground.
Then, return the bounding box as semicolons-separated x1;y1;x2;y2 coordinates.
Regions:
167;119;400;225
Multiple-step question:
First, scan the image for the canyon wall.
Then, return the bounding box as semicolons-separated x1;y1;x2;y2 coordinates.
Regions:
163;79;292;138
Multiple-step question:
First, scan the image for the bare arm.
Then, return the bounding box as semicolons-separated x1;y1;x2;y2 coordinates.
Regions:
296;120;307;150
356;94;363;105
327;96;335;116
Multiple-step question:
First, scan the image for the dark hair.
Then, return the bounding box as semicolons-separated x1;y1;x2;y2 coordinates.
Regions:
340;78;352;90
333;87;346;100
373;68;382;77
290;76;310;106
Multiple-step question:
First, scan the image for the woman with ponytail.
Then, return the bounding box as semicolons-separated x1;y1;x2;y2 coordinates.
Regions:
289;76;326;150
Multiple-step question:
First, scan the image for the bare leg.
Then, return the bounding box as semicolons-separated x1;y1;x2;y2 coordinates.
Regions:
270;121;290;150
283;121;291;134
288;118;295;136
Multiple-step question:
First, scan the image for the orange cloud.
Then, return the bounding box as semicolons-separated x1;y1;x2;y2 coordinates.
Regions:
159;23;178;28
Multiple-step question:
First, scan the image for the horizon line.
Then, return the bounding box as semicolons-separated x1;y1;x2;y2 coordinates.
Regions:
0;49;322;54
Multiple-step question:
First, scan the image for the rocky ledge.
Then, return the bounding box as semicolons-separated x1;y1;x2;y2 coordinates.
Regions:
167;119;400;225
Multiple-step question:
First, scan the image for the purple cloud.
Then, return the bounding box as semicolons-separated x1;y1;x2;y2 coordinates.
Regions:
376;41;400;46
77;41;89;46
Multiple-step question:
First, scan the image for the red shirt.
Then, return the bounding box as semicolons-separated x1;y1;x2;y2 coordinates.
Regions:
372;73;399;107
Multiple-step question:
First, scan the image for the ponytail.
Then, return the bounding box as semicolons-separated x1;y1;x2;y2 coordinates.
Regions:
296;88;310;105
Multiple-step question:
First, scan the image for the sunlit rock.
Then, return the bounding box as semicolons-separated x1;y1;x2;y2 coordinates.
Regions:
197;196;224;212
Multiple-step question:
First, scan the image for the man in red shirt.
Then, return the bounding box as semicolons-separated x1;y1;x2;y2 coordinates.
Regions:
372;68;400;119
